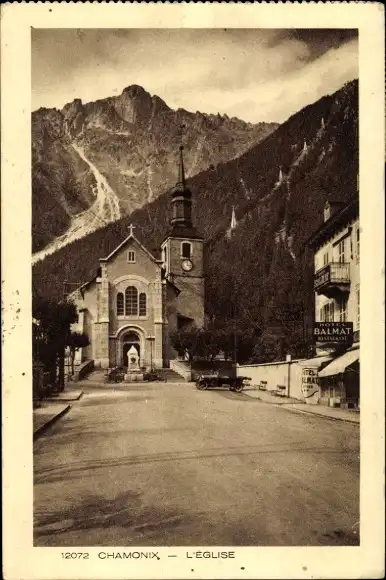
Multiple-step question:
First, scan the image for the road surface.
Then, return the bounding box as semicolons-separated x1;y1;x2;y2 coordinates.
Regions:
34;380;359;546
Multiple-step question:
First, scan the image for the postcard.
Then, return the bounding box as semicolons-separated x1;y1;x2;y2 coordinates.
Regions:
1;2;385;579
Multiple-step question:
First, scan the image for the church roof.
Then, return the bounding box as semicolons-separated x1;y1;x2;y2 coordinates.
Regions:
71;225;162;298
165;223;204;241
101;225;162;264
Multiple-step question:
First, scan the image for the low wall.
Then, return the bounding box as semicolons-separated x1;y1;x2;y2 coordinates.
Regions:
237;360;305;400
73;359;94;382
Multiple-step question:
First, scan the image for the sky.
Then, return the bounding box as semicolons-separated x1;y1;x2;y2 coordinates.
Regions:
32;28;358;123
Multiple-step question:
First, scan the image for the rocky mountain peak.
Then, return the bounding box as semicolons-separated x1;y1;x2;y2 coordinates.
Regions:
62;98;84;118
32;84;279;256
121;84;149;98
113;84;158;124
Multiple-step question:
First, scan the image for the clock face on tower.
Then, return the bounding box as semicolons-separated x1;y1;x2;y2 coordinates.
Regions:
181;259;193;272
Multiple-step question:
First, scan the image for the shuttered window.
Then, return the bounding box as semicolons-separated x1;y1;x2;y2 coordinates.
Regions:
338;299;348;322
127;250;136;263
321;302;335;322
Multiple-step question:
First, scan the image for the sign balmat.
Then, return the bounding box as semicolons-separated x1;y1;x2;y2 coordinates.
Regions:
313;322;353;344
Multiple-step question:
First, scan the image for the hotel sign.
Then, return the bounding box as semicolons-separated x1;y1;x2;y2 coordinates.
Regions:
301;368;320;404
313;322;353;344
314;265;330;290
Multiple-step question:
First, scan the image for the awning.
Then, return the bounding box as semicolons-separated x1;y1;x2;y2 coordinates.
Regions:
298;355;333;368
318;349;360;378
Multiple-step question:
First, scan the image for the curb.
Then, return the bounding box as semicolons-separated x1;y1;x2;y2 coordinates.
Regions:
33;405;72;441
274;404;360;425
44;390;84;403
243;391;359;424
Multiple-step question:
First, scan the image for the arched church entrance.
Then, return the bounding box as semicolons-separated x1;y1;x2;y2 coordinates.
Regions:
122;331;141;368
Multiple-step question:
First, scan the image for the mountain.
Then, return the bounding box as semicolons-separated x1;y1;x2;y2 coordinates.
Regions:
32;85;277;257
33;80;358;361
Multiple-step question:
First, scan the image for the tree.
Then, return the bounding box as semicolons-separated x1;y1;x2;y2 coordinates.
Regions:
170;325;226;362
67;332;90;376
170;327;199;362
32;297;80;390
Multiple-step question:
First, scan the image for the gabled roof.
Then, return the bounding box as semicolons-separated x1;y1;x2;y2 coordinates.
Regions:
101;230;162;264
68;231;163;299
306;197;359;250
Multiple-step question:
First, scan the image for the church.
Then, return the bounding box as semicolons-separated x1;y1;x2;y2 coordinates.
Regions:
70;147;205;370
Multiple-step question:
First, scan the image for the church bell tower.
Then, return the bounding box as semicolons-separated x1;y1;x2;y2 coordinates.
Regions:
171;146;193;231
161;146;205;330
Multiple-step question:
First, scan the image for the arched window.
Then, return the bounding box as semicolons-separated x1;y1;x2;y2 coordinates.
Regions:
181;241;192;259
116;292;124;316
139;293;147;316
125;286;138;315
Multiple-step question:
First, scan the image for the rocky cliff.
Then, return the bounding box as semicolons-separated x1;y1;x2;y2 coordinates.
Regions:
32;85;277;256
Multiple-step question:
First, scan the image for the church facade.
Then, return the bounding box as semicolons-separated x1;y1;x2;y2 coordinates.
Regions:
70;147;205;370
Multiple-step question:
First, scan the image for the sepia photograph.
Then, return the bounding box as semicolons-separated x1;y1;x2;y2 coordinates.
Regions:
31;26;360;547
1;3;384;580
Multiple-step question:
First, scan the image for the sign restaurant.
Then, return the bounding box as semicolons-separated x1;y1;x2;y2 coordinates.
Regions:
314;265;330;290
313;322;353;344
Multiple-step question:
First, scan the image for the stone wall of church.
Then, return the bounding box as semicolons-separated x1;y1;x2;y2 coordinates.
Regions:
106;241;158;283
71;231;205;370
74;283;98;363
165;284;179;361
82;309;94;361
109;337;118;367
106;243;157;339
165;237;205;331
102;240;164;368
173;276;205;328
95;271;110;368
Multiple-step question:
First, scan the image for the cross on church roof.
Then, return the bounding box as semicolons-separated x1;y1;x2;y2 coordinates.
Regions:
127;223;136;237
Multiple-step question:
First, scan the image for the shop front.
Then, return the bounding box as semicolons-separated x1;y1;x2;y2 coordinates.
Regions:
318;347;360;408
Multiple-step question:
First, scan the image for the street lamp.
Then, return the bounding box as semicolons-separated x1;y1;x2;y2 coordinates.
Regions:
146;336;155;371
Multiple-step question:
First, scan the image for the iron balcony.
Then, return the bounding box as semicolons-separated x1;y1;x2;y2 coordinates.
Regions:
314;262;350;298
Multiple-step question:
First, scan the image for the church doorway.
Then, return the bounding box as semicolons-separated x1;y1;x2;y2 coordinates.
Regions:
122;331;141;367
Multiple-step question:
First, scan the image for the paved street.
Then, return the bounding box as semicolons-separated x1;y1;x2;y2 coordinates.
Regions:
34;380;359;546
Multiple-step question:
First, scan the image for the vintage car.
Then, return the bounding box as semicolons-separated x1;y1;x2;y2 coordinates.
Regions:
195;374;251;392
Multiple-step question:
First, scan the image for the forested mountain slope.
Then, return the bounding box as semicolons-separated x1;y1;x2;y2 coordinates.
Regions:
33;80;358;361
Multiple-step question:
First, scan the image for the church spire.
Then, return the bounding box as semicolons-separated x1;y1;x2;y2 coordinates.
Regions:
170;144;193;233
230;206;237;230
226;206;237;240
177;145;186;188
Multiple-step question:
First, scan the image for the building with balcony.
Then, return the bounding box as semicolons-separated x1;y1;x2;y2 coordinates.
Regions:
307;198;360;408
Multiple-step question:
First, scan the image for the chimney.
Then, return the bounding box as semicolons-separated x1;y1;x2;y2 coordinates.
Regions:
323;200;344;222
